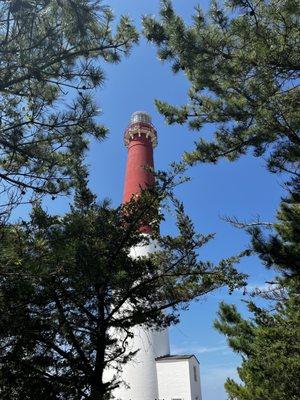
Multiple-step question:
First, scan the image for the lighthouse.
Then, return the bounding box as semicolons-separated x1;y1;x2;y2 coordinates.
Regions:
113;111;202;400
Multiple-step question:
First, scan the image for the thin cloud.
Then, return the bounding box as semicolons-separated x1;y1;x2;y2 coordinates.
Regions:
172;343;229;355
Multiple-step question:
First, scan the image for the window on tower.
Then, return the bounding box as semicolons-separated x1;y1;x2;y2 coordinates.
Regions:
193;365;198;381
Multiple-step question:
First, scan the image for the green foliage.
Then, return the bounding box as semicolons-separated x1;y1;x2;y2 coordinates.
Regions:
215;296;300;400
249;190;300;280
143;0;300;178
0;0;138;219
214;191;300;400
0;173;245;399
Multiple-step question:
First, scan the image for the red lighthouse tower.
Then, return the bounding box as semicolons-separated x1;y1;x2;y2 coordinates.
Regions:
123;111;157;204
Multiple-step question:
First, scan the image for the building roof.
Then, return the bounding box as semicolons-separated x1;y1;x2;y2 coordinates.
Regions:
155;354;200;364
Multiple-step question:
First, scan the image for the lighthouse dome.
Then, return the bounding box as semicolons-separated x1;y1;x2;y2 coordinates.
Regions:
131;111;152;124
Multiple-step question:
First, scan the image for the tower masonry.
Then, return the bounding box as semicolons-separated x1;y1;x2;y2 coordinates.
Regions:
111;111;202;400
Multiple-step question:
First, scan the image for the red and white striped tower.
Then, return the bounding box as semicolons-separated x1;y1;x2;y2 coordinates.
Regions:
113;111;170;400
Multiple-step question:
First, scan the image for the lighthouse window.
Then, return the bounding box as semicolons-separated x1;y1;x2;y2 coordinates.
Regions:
193;365;198;381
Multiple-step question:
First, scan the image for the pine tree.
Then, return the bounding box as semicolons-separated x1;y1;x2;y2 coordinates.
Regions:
0;0;138;219
214;192;300;400
143;0;300;177
0;173;245;399
215;295;300;400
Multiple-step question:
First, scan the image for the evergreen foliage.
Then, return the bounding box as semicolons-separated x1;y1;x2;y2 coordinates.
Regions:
0;0;138;219
143;0;300;178
215;294;300;400
0;172;245;399
250;190;300;281
214;191;300;400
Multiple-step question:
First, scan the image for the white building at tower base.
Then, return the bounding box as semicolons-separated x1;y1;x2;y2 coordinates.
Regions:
156;354;202;400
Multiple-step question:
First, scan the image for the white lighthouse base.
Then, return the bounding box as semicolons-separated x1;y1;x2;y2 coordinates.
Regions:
111;330;202;400
112;326;170;400
108;241;202;400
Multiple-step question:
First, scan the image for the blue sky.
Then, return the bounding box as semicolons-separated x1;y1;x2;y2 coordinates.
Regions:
42;1;284;399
